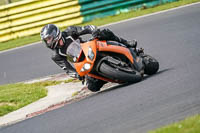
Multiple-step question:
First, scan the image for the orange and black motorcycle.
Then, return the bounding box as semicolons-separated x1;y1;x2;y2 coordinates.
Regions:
66;37;159;92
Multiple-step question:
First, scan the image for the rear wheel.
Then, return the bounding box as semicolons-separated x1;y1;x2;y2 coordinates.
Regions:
142;54;159;75
99;62;142;83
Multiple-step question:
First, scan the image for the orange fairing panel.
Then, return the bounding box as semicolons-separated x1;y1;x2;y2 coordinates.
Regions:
74;59;86;76
81;40;97;60
74;40;97;76
96;41;134;63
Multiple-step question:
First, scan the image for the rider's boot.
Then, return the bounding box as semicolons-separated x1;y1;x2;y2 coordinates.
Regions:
117;38;137;48
107;29;137;48
93;29;137;48
138;47;144;54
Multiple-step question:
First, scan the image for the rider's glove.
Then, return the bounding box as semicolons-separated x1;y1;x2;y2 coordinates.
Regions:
75;74;85;85
66;71;77;78
66;70;85;84
76;74;84;80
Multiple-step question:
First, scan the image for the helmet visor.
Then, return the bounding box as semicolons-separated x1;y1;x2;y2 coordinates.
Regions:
44;36;54;46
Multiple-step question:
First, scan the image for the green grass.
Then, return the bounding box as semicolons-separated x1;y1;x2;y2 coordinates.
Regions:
149;115;200;133
0;79;74;116
0;0;200;51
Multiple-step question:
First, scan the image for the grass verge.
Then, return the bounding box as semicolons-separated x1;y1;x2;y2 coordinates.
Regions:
0;79;75;116
0;0;200;51
149;115;200;133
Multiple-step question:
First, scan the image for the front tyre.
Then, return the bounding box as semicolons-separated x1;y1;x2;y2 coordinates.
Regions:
142;54;159;75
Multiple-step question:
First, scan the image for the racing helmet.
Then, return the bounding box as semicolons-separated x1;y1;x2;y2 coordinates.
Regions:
40;24;61;50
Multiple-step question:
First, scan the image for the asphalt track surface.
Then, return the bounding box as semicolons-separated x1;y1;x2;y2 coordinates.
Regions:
1;3;200;133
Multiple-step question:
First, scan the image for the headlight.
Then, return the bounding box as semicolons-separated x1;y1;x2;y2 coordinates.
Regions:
73;57;77;62
88;47;95;61
80;63;91;72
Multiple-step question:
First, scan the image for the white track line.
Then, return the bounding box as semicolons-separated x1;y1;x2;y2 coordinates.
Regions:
0;41;42;54
100;2;200;28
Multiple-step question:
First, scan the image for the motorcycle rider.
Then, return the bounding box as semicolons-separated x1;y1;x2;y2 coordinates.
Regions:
40;24;137;91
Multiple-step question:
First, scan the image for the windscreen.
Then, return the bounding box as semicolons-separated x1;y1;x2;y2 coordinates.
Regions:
66;37;81;62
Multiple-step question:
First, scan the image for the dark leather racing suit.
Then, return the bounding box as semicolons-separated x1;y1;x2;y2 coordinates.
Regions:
52;25;135;91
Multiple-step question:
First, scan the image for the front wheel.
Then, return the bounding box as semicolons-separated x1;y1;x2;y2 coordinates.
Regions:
142;54;159;75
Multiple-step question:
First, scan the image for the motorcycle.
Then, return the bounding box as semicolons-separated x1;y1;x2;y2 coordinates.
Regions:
66;36;159;92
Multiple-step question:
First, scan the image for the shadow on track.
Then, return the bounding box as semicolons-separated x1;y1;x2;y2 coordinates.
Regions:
97;68;173;94
143;68;174;81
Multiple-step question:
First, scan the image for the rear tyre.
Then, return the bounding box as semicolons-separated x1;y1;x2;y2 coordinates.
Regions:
143;55;159;75
99;62;142;83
